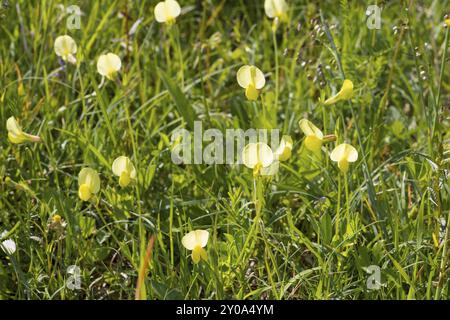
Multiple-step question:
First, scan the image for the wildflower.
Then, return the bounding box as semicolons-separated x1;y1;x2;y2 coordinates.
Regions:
154;0;181;24
112;156;136;188
242;142;274;176
6;117;41;144
182;230;209;264
445;19;450;27
1;239;16;255
54;35;77;64
274;135;293;161
264;0;288;21
330;143;358;173
299;119;324;154
52;214;62;224
97;53;121;80
324;79;354;105
236;65;266;101
78;168;100;201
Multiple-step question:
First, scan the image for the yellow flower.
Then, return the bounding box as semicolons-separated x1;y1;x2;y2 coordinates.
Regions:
154;0;181;24
236;65;266;101
299;119;324;154
54;35;77;64
330;143;358;173
264;0;288;20
6;117;41;144
242;142;274;176
78;168;100;201
97;53;121;80
112;156;136;188
274;135;293;161
324;79;354;105
445;19;450;26
181;230;209;264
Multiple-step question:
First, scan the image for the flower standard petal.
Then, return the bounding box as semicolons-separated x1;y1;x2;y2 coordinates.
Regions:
112;156;136;187
6;117;40;144
154;2;167;22
252;66;266;89
192;246;202;263
264;0;288;19
345;145;358;162
194;230;209;248
324;79;354;105
1;239;16;255
97;53;121;79
330;144;347;162
245;85;259;100
165;0;181;19
299;119;324;154
236;65;252;88
78;168;100;199
242;142;274;169
154;0;181;23
54;35;77;61
274;135;293;161
330;143;358;173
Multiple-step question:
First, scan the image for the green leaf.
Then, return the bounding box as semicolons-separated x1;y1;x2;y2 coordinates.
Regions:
158;68;196;130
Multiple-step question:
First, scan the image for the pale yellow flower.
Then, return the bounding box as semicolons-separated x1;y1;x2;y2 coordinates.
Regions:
445;19;450;26
299;119;324;155
154;0;181;24
6;117;41;144
236;65;266;101
264;0;288;20
242;142;274;176
324;79;354;105
78;168;101;201
54;35;77;64
330;143;358;173
182;230;209;264
274;135;293;161
112;156;136;188
97;53;121;80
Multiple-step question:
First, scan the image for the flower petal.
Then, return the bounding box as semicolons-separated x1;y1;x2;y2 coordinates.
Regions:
54;35;77;60
330;144;347;162
1;239;16;255
192;246;201;263
299;119;323;139
194;230;209;248
112;156;128;176
274;135;293;161
264;0;288;19
242;142;274;169
324;79;354;105
6;117;22;136
97;53;121;79
236;65;252;88
304;135;322;154
78;168;100;193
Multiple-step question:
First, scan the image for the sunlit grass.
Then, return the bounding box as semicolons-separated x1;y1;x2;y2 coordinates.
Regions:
0;0;449;300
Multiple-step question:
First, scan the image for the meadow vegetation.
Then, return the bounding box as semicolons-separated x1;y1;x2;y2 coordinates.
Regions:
0;0;449;299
